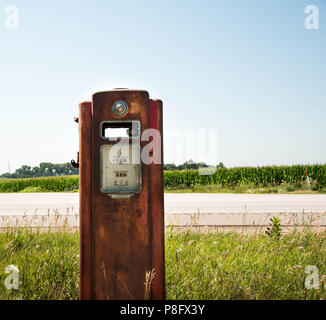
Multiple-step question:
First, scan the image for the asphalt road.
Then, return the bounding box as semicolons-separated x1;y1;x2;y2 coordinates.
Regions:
164;193;326;214
0;193;325;227
1;193;326;215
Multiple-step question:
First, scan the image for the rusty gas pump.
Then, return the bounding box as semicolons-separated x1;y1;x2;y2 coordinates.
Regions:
74;89;165;300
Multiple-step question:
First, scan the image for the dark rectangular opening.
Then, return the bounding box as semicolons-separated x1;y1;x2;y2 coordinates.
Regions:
101;121;140;139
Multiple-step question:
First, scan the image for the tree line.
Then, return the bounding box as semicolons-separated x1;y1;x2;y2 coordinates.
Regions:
163;160;225;171
0;160;225;179
0;162;79;179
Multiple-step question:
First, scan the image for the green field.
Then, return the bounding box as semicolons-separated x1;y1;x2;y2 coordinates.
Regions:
0;229;325;300
164;164;326;191
1;164;326;193
0;176;79;193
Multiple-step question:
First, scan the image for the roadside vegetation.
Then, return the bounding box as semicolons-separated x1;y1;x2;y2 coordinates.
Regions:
164;164;326;192
1;164;326;193
0;163;78;179
0;176;79;193
0;228;326;300
164;182;325;194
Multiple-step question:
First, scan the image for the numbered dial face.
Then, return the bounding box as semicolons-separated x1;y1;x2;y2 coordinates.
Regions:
100;144;141;194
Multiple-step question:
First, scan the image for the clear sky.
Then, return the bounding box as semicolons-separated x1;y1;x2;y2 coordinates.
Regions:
0;0;325;174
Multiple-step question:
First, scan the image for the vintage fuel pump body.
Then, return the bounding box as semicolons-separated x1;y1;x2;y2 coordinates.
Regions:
76;89;165;300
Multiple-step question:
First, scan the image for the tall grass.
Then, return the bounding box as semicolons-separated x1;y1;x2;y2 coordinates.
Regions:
165;229;326;299
0;229;326;300
0;230;79;299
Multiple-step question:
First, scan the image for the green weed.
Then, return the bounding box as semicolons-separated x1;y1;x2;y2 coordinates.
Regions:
265;217;282;239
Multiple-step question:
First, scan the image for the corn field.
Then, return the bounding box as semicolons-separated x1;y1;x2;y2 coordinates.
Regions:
163;164;326;190
0;176;79;193
0;165;326;192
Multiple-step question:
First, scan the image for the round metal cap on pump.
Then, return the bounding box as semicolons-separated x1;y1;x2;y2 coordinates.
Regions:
112;100;128;116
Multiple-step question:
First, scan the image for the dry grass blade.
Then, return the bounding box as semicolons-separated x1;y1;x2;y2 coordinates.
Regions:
144;268;156;300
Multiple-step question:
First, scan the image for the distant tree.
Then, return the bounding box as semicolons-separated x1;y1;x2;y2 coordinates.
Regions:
0;173;11;178
217;162;225;169
163;163;178;171
32;166;40;176
0;162;79;178
164;160;213;171
39;162;53;176
15;165;33;178
198;162;209;168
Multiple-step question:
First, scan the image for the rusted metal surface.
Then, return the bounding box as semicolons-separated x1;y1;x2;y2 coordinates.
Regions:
79;90;165;300
92;91;151;300
149;99;165;300
79;102;93;300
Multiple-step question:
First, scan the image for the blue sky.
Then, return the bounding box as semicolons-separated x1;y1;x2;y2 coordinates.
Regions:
0;0;325;173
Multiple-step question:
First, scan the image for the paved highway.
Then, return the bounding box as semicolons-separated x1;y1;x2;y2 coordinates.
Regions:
0;193;325;227
0;193;326;215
